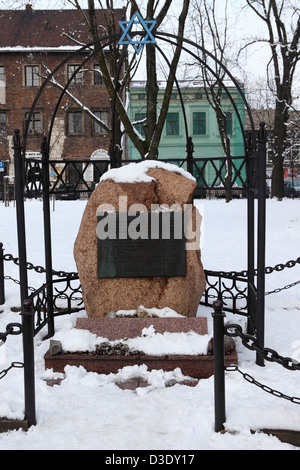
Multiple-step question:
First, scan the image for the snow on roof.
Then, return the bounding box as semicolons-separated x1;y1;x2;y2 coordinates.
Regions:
0;8;124;49
130;79;244;90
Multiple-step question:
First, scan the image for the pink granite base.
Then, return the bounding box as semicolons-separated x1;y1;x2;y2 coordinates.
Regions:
44;316;237;381
75;317;208;340
44;350;237;379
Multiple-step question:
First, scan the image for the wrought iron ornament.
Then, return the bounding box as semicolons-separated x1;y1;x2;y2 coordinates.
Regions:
119;12;156;53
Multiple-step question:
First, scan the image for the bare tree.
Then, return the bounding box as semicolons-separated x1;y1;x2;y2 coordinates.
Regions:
69;0;190;161
190;0;236;202
244;0;300;199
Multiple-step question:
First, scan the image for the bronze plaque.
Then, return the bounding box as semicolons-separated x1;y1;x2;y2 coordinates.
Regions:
97;212;186;278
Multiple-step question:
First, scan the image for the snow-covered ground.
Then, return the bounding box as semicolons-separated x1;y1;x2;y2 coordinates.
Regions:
0;197;300;450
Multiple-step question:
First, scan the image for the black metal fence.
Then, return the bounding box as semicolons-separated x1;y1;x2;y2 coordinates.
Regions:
212;301;300;433
0;122;267;428
11;124;267;338
23;155;247;200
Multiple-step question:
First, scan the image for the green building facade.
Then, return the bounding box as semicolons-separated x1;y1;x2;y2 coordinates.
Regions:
128;81;246;187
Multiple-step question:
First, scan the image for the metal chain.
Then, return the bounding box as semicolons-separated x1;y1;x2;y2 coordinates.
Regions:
0;362;24;380
207;257;300;278
225;323;300;371
265;279;300;296
3;252;300;280
3;251;300;296
205;279;300;299
225;365;300;405
224;323;300;405
4;275;36;292
3;253;78;279
0;323;23;346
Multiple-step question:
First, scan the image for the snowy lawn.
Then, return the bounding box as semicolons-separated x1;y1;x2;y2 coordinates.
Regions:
0;197;300;450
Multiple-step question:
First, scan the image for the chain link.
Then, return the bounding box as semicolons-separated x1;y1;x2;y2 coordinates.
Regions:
226;365;300;405
3;252;300;280
4;275;36;292
225;323;300;370
3;251;300;297
224;322;300;405
0;362;24;380
0;323;23;345
265;279;300;296
3;253;78;279
207;257;300;278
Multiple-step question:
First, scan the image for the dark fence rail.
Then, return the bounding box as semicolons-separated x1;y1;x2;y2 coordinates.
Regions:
23;155;248;199
29;276;83;337
200;270;251;316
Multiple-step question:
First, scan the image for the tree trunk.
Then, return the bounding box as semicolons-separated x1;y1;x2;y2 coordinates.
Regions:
271;96;289;199
145;42;159;157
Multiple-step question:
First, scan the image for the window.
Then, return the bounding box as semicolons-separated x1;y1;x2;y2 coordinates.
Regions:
193;112;206;135
68;111;83;134
0;66;4;82
195;92;203;99
166;113;179;135
25;65;40;87
94;64;103;85
67;65;83;85
134;112;146;137
25;111;41;134
225;112;233;135
137;93;145;99
94;111;108;134
0;112;6;135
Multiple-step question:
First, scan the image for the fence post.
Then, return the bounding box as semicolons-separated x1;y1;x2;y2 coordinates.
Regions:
256;122;267;367
245;129;256;336
0;243;4;305
186;136;194;176
13;129;28;304
41;136;54;338
212;300;226;432
21;298;36;427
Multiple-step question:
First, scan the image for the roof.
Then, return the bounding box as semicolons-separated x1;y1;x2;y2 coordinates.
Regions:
0;6;125;50
130;80;245;90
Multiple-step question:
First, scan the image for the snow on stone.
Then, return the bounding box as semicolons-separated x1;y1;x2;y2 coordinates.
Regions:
100;160;196;184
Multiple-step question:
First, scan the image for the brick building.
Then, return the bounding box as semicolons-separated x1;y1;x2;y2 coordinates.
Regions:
0;5;124;184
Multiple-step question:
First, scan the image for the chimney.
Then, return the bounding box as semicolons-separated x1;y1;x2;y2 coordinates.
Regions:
26;4;32;11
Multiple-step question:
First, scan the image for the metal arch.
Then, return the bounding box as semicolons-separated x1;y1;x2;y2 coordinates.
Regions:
108;32;251;160
23;28;257;159
153;39;245;154
153;33;250;155
154;31;255;135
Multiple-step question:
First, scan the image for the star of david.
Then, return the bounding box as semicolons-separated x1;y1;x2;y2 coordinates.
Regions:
119;11;157;54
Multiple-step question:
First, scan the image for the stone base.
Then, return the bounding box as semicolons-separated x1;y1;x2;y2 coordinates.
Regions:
44;316;237;381
75;316;208;340
44;349;237;379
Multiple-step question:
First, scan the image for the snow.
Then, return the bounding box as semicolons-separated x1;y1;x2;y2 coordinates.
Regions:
125;327;210;356
100;160;196;183
0;197;300;450
52;322;210;357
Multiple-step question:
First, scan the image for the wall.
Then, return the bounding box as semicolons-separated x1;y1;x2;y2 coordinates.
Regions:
128;84;245;186
0;50;112;169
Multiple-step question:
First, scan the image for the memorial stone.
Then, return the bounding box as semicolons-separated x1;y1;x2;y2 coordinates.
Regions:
74;161;206;318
